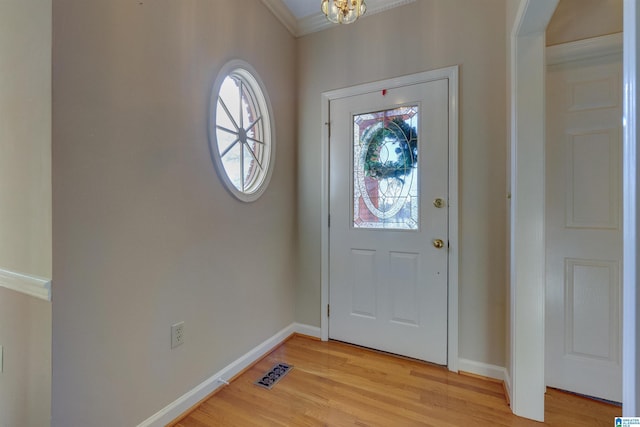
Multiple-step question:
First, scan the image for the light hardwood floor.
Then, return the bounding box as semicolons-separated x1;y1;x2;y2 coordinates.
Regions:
173;335;620;426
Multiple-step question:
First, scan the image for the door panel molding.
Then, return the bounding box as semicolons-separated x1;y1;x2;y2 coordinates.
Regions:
389;251;420;326
564;258;620;364
565;128;621;230
320;66;459;372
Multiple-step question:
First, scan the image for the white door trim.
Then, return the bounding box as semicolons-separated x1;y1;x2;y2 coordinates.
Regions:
623;0;640;416
509;0;559;421
320;66;459;372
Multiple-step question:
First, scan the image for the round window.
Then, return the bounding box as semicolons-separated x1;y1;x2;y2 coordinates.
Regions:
209;60;274;202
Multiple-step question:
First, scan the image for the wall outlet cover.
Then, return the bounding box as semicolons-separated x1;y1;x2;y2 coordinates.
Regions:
171;322;184;349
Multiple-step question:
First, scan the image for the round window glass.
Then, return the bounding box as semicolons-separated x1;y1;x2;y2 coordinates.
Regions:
209;60;274;202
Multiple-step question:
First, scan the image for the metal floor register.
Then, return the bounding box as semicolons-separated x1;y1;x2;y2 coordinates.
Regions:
254;363;293;390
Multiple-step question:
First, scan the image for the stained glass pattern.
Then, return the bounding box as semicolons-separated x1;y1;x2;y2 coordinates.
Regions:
353;106;419;230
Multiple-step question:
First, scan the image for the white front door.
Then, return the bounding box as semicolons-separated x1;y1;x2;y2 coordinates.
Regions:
329;78;449;364
546;50;622;402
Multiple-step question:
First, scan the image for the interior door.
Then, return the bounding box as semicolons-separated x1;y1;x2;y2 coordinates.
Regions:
545;52;622;402
329;79;449;364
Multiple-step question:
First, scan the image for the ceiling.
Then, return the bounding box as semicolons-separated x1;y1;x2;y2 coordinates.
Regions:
260;0;416;37
281;0;319;19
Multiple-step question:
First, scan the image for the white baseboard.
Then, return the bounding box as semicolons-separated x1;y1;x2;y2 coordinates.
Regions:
293;322;321;339
0;268;51;301
504;369;512;403
136;322;318;427
458;358;507;382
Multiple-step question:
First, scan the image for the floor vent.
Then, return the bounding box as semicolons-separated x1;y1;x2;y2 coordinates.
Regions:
255;363;292;390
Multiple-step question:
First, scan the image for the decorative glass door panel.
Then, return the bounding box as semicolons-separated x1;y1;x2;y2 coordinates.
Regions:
353;106;419;230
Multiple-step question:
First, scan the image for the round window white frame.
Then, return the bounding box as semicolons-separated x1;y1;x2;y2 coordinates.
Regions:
208;60;275;202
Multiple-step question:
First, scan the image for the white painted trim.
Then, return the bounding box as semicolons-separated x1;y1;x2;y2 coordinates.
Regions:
447;66;460;373
547;33;623;66
294;323;322;339
297;0;416;36
622;0;639;417
320;90;330;342
297;12;338;37
208;60;276;203
263;0;416;37
296;12;336;36
458;358;507;382
136;323;296;427
0;268;51;301
504;370;513;404
260;0;299;37
136;323;319;427
363;0;416;16
509;0;558;422
320;66;460;372
321;68;456;101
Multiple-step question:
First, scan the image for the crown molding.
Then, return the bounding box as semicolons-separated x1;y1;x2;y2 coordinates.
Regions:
365;0;416;16
260;0;299;37
262;0;416;37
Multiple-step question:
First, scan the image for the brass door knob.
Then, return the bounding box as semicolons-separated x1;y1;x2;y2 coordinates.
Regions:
433;198;445;208
433;239;445;249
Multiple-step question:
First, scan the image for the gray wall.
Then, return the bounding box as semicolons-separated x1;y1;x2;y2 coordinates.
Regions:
0;0;51;279
52;1;297;425
0;0;52;426
296;0;508;367
0;288;51;427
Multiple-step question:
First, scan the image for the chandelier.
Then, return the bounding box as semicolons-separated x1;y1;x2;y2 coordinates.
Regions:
321;0;367;24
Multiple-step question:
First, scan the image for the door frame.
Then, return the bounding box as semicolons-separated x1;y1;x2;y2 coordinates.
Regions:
622;0;640;416
509;0;640;420
508;0;558;420
319;66;460;372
